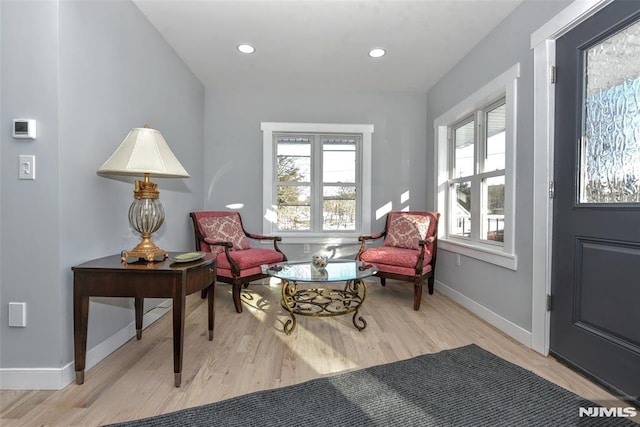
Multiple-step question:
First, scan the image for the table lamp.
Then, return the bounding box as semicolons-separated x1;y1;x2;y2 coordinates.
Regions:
98;126;189;262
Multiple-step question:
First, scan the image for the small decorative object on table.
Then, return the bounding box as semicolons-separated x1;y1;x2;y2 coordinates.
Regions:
170;252;205;263
312;254;328;268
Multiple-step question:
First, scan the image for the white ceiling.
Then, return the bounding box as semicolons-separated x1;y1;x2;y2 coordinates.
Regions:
133;0;523;92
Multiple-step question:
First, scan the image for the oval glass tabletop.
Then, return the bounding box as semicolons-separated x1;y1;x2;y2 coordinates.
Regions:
266;259;377;282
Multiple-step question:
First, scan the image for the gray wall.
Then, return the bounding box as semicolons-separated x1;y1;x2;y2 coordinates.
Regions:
1;0;62;370
426;0;570;331
0;0;204;372
204;89;427;259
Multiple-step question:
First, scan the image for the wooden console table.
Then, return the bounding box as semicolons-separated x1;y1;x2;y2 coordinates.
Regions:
72;253;216;387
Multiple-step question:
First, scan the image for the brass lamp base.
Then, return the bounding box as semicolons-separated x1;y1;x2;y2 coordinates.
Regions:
121;236;168;263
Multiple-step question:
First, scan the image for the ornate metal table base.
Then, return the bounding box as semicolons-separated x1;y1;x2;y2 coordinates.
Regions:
281;278;367;334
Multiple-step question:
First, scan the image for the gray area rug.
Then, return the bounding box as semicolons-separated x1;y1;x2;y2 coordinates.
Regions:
105;344;637;426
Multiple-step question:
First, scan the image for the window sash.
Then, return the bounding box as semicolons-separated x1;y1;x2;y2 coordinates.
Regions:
273;133;362;234
447;98;507;246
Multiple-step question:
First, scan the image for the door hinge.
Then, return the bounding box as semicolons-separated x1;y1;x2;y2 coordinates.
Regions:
546;294;552;311
551;65;557;84
548;181;555;199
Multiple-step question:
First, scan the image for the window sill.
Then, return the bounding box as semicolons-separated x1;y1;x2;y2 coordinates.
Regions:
439;239;518;270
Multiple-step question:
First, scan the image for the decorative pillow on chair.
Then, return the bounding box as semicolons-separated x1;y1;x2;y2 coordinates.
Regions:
199;216;250;253
383;213;431;250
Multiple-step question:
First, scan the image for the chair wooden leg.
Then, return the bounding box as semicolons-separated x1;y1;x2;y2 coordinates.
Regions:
380;277;386;287
232;281;243;313
427;275;434;295
201;289;207;299
413;280;423;311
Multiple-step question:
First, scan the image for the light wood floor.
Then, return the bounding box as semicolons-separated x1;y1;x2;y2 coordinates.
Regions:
1;279;637;426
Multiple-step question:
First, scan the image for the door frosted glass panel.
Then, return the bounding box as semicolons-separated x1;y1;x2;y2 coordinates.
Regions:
581;20;640;204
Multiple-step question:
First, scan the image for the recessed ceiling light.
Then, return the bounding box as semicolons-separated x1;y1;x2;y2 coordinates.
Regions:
237;44;255;54
368;48;386;58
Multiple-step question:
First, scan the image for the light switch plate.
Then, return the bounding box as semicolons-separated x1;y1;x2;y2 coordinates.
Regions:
18;155;35;180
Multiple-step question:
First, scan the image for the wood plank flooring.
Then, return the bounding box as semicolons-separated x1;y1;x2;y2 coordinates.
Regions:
1;279;637;426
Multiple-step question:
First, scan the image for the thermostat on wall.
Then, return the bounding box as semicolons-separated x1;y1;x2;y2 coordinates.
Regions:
13;119;37;140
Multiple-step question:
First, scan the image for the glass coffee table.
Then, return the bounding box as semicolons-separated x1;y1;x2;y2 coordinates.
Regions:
266;259;377;335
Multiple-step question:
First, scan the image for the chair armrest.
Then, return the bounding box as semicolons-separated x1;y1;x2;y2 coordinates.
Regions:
243;233;287;261
414;236;437;275
418;236;436;247
358;231;385;242
246;232;282;242
203;238;241;274
356;230;385;260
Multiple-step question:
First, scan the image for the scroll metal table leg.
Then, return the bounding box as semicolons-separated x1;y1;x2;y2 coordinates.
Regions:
347;279;368;331
281;279;298;335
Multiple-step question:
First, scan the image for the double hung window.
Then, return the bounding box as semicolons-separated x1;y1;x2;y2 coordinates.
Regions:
262;122;373;243
434;64;519;269
275;134;360;233
450;99;506;243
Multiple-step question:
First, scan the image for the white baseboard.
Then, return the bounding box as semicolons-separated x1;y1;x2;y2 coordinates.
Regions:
0;300;172;390
435;280;532;347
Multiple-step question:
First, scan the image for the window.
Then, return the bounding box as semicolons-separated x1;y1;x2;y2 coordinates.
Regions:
262;123;373;243
434;64;519;269
449;100;506;243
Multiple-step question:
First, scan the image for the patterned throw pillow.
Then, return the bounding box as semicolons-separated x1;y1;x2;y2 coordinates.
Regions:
199;216;250;253
383;213;431;250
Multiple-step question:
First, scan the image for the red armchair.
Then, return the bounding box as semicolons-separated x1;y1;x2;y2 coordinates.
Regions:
356;211;439;310
190;211;287;313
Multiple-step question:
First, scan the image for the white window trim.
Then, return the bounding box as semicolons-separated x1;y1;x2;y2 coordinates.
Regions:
261;122;373;244
433;63;520;270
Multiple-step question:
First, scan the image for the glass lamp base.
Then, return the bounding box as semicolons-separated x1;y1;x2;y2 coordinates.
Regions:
123;185;167;263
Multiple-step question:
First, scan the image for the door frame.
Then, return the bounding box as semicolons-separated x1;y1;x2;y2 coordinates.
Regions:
530;0;613;355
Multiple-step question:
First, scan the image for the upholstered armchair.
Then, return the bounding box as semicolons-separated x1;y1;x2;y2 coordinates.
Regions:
190;211;287;313
356;211;439;310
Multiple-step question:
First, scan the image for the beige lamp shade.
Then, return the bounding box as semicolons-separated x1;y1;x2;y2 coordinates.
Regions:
98;127;189;178
98;126;189;263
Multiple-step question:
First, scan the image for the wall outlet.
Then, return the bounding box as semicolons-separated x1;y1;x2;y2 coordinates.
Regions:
8;302;27;327
303;243;310;253
456;254;461;267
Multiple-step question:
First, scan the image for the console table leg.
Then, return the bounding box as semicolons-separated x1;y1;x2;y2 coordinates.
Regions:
134;297;143;340
173;287;185;388
207;283;214;341
73;288;89;385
